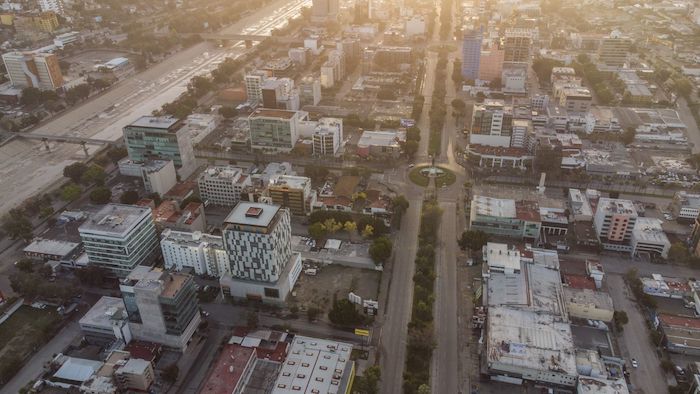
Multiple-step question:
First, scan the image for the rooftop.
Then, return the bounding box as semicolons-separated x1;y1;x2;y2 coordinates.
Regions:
53;356;103;384
250;108;298;120
127;116;181;130
578;376;629;394
357;130;406;148
472;196;517;218
269;175;311;190
161;229;224;249
632;217;669;244
659;313;700;330
200;344;255;394
484;242;521;273
79;296;127;329
563;288;614;311
224;202;281;228
23;238;79;258
117;358;150;375
487;307;576;376
596;198;637;216
563;274;597;290
79;204;152;237
273;335;354;394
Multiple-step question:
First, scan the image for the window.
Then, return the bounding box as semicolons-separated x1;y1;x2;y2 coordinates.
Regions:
264;287;280;298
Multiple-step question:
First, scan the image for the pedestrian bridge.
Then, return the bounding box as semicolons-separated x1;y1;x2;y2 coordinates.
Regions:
0;131;123;146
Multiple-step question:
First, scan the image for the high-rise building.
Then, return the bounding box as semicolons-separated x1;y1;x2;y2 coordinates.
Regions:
38;0;64;15
79;204;159;278
311;0;339;22
197;165;252;207
320;50;345;88
461;27;482;80
220;202;302;303
1;51;63;90
244;70;267;105
160;229;230;277
298;77;322;107
469;99;513;147
598;31;631;67
122;116;196;179
503;28;533;65
593;198;638;252
119;266;201;351
248;108;302;152
479;47;504;82
268;175;314;216
261;78;299;111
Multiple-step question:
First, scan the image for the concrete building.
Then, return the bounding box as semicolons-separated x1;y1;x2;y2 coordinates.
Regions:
221;202;302;303
245;70;267;106
559;87;592;114
469;99;513;147
197;165;252;207
248;109;302;153
658;314;700;356
321;50;344;88
273;335;355;393
268;175;314;216
53;31;80;47
469;196;541;242
631;217;670;259
593;198;638;253
671;191;700;221
114;358;154;392
161;229;230;277
122;116;196;179
486;307;577;387
23;238;81;261
298;77;321;107
461;27;482;80
79;204;159;278
288;47;310;66
502;65;527;94
503;28;533;65
598;31;631;67
2;51;63;90
563;287;614;322
311;0;339;22
307;117;343;156
262;78;299;111
118;159;177;196
405;15;426;37
479;47;504;82
482;242;521;274
78;296;131;345
38;0;64;14
569;189;594;221
356;130;406;159
119;266;201;351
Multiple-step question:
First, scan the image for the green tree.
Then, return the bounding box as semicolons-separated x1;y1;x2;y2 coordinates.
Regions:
19;87;43;106
535;146;563;173
404;140;419;158
219;106;238;118
668;242;690;263
90;186;112;204
392;195;409;218
60;183;82;202
458;230;489;252
75;265;108;286
2;209;32;240
308;222;327;242
673;78;693;98
354;365;381;394
162;363;179;383
621;127;636;145
328;299;364;326
120;190;140;204
0;354;21;384
63;162;88;183
81;164;107;185
15;258;34;273
613;310;629;331
417;384;431;394
304;165;329;183
107;147;128;163
369;236;393;265
37;263;53;278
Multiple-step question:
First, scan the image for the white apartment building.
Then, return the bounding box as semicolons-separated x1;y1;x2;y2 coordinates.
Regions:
593;198;638;252
197;166;252;207
79;204;159;277
38;0;64;14
299;76;322;107
244;70;267;105
160;229;230;277
320;50;344;88
631;217;670;259
308;117;343;155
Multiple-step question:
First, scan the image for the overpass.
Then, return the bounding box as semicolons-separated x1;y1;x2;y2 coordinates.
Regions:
171;33;301;46
0;131;123;155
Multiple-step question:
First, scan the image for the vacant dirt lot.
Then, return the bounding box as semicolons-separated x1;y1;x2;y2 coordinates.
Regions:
290;264;381;313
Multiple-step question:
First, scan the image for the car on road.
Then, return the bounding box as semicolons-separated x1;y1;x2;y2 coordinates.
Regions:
408;163;415;168
631;358;638;368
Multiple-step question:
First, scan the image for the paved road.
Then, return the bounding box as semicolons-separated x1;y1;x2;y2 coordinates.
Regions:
431;200;459;394
379;198;423;394
1;321;81;394
606;275;668;394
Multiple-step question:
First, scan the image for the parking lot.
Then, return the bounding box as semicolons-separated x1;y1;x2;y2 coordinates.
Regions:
63;50;133;77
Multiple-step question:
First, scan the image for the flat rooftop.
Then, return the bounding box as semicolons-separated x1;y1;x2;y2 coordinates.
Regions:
578;376;629;394
79;296;127;329
200;344;255;394
269;175;311;190
484;242;521;273
24;238;80;257
225;202;281;228
633;217;669;244
487;307;576;376
596;198;637;216
161;229;224;249
127;116;181;130
79;204;152;237
357;130;406;148
273;335;353;394
472;196;516;218
249;108;298;120
563;288;614;310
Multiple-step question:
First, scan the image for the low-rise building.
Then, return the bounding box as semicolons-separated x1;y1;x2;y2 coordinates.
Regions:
563;287;614;322
658;314;700;356
153;200;206;233
268;175;315;216
114;358;154;392
161;229;230;277
356;130;406;158
23;238;81;261
469;196;541;242
672;191;700;221
631;217;670;259
78;296;131;345
642;274;690;299
118;159;177;196
197;165;251;207
569;189;593;221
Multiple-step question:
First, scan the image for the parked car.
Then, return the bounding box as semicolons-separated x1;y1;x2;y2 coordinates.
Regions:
631;358;638;368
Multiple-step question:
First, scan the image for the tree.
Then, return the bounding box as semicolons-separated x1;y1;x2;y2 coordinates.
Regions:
354;365;381;394
2;209;33;241
90;186;112;204
0;354;21;384
307;307;321;322
308;222;327;242
120;190;140;204
75;265;108;286
81;164;107;185
65;83;91;105
20;87;43;106
404;140;419;157
673;78;693;98
63;162;88;183
621;127;636;145
417;385;431;394
107;147;128;163
362;224;374;238
304;165;329;183
392;195;409;218
162;363;179;383
613;310;629;331
369;236;393;265
535;146;563;173
219;106;238;118
328;299;364;326
668;242;690;263
343;221;357;233
37;264;53;278
15;258;34;273
458;230;489;252
60;183;82;202
246;311;259;329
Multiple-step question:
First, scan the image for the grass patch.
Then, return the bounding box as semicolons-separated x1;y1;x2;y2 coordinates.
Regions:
0;306;59;353
409;167;430;187
435;169;456;188
409;166;455;188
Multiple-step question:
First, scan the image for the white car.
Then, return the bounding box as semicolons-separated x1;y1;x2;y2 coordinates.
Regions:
408;164;415;169
631;358;638;368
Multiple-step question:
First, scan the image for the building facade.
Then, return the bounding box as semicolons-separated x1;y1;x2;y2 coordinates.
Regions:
598;31;631;67
593;198;638;252
268;175;314;216
248;109;301;152
79;204;159;278
197;165;251;207
461;27;482;80
160;229;230;277
2;51;63;90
